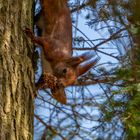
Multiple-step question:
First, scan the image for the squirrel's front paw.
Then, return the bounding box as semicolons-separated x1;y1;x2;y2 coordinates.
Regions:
24;27;34;39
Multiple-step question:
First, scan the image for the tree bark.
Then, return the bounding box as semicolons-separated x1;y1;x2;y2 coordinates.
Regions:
0;0;35;139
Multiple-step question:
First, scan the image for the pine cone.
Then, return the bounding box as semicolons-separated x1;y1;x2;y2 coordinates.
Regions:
35;72;67;104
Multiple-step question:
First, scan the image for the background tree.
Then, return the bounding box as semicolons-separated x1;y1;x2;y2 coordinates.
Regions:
34;0;140;140
0;0;35;139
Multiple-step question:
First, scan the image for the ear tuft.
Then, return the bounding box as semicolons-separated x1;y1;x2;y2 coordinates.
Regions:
77;57;100;76
65;52;96;67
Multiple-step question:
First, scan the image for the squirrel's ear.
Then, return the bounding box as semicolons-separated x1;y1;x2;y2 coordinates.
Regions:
66;52;94;67
77;57;99;76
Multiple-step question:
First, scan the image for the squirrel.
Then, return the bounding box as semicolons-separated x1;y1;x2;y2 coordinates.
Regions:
24;0;99;104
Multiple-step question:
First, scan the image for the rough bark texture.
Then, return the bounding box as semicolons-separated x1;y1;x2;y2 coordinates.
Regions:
0;0;35;139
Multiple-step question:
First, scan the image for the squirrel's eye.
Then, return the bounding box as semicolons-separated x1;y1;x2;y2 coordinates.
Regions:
62;68;67;74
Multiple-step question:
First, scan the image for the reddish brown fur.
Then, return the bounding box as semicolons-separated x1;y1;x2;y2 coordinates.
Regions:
24;0;99;103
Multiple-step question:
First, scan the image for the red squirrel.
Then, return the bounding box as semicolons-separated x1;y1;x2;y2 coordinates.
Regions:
25;0;99;104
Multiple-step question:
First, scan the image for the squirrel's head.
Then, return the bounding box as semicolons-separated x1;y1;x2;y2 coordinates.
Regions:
53;53;100;87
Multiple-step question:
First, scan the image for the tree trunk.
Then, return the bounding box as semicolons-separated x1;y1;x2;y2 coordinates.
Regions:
0;0;35;139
